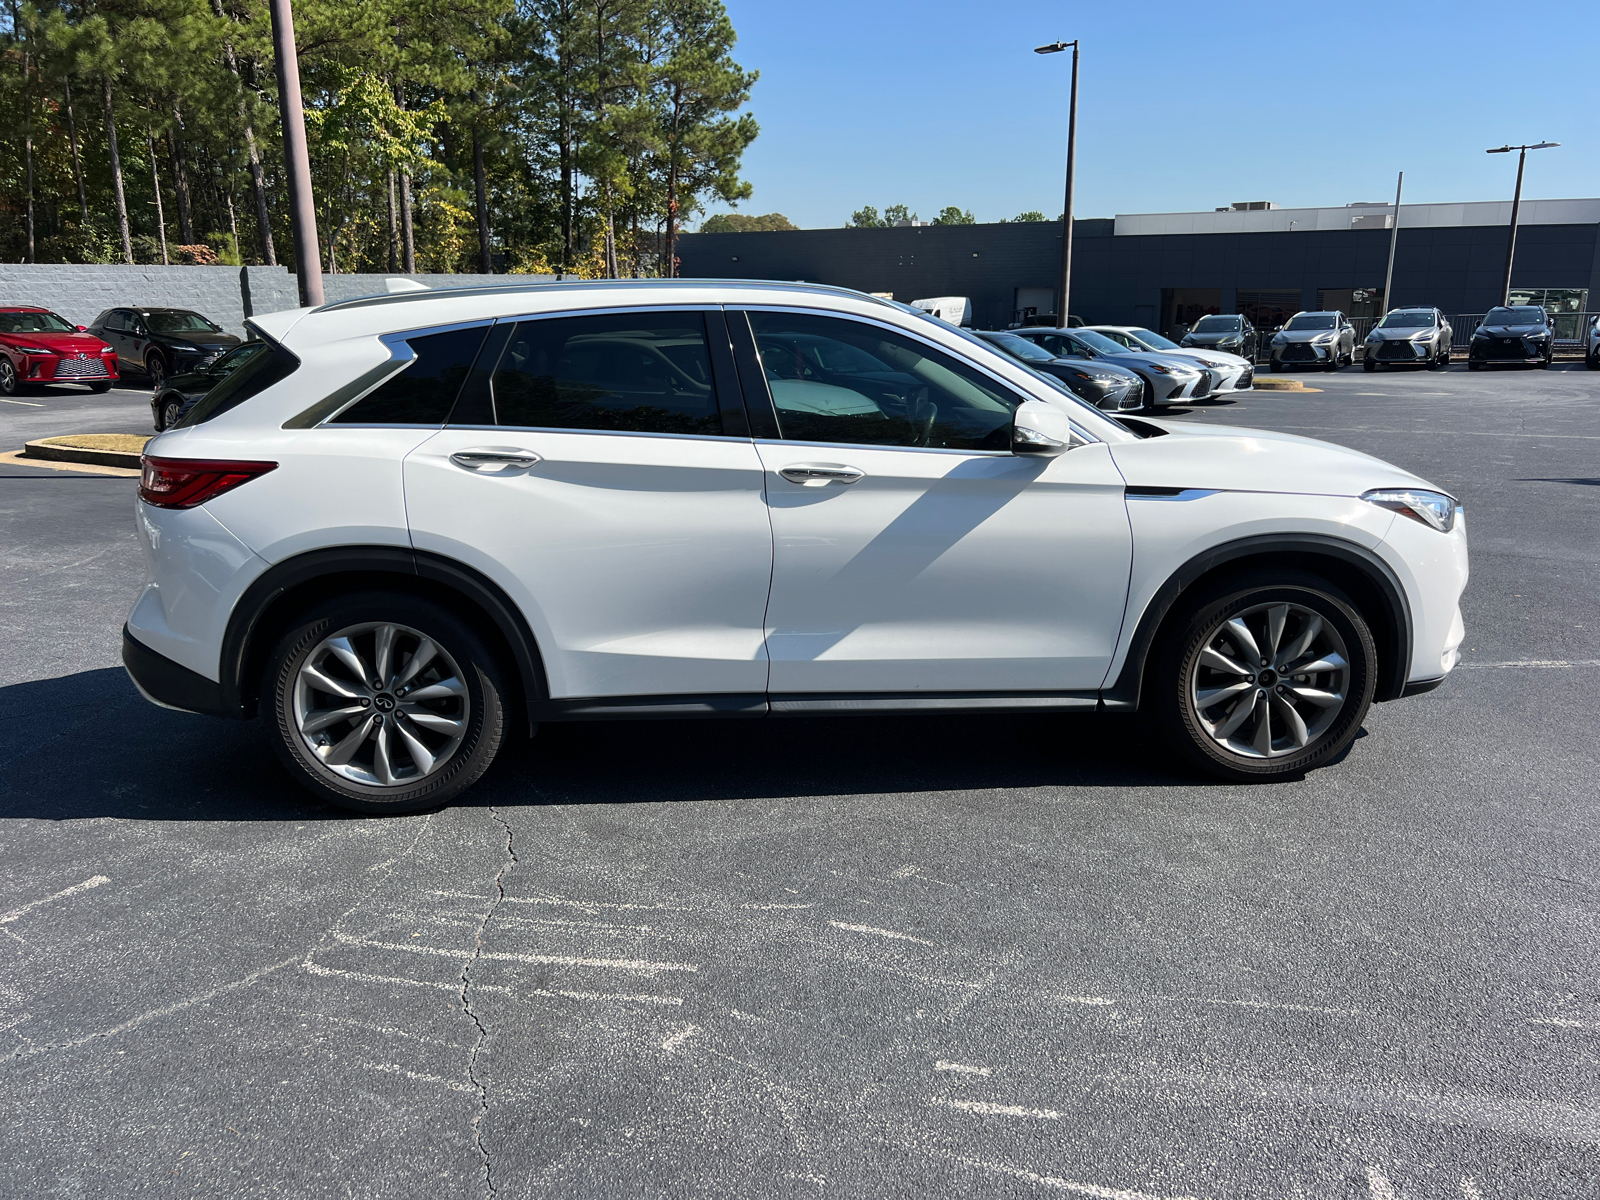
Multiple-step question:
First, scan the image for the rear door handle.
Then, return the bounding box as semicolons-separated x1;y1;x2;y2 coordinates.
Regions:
449;448;542;472
778;463;865;487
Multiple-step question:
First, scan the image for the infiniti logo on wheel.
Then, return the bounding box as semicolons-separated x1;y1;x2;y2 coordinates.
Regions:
373;694;395;712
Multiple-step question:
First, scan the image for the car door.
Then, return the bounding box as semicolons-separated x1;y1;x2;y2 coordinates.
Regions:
731;307;1132;698
402;308;775;704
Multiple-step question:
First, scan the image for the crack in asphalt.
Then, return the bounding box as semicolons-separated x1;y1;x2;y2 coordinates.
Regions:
462;806;517;1198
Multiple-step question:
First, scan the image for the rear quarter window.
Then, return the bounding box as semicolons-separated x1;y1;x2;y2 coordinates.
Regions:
175;339;299;428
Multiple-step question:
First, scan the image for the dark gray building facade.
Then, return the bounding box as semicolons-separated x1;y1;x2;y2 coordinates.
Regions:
678;199;1600;334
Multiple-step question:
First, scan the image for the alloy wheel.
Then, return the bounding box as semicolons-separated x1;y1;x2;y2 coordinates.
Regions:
0;358;16;395
147;356;167;388
292;621;470;787
1188;601;1350;760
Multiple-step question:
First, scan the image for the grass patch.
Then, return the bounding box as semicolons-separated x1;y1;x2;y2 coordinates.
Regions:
38;434;151;453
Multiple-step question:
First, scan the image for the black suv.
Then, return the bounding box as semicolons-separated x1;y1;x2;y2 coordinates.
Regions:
87;307;241;389
1180;314;1257;360
1468;305;1554;369
149;341;269;430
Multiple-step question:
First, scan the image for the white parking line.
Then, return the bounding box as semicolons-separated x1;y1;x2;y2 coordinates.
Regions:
0;875;109;924
930;1097;1060;1120
0;397;45;406
1460;660;1600;669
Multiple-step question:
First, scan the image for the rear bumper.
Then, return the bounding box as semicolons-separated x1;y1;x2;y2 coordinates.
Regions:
122;625;229;717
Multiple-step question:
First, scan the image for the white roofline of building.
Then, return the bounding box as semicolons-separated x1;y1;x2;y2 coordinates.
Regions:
1114;198;1600;237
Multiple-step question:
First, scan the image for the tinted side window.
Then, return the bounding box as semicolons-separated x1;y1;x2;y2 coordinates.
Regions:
332;326;489;425
491;312;720;435
103;311;127;332
176;339;300;428
746;311;1018;450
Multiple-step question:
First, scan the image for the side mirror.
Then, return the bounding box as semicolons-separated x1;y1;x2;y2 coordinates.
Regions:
76;325;87;332
1012;400;1074;457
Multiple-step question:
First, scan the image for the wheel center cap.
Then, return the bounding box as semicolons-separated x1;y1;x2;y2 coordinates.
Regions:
374;694;396;712
1257;669;1278;687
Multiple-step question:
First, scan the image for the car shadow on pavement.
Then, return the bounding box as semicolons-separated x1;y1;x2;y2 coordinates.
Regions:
0;668;1226;822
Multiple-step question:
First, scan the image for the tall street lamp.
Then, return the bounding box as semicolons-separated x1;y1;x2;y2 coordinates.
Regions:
1035;39;1078;327
1486;140;1558;307
270;0;324;307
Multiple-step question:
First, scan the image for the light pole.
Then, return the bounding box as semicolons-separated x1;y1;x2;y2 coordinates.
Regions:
1486;141;1558;307
269;0;323;307
1381;170;1403;314
1035;40;1078;327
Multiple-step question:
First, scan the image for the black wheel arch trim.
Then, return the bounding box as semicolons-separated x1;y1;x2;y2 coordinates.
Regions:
218;546;549;732
1101;533;1413;710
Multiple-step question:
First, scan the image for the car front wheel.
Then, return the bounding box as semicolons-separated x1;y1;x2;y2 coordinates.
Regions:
1154;573;1377;782
159;398;182;430
0;357;19;396
262;592;506;813
145;354;168;388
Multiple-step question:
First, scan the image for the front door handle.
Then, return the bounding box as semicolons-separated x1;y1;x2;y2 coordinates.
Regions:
450;448;542;472
778;463;865;487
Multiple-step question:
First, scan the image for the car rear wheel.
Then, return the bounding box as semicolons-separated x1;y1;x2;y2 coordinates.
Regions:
145;353;168;389
262;592;506;814
1153;573;1377;782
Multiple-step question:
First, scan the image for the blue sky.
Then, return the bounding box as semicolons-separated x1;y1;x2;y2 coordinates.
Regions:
707;0;1600;229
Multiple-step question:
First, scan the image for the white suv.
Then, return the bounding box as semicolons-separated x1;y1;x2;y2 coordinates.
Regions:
124;281;1468;812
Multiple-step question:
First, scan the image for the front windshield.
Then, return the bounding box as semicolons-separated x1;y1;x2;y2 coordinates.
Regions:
1192;316;1242;333
1485;306;1543;325
1128;328;1180;351
1377;311;1433;329
983;332;1057;363
0;310;76;334
1071;329;1131;355
1285;313;1337;331
145;310;224;334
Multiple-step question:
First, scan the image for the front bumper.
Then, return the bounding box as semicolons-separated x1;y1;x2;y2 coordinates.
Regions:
1273;342;1336;364
23;353;118;383
1469;336;1549;362
1370;339;1432;363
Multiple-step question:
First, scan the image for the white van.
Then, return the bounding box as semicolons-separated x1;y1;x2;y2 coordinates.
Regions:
910;296;973;328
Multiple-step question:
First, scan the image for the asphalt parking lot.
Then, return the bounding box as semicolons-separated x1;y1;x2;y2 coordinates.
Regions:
2;365;1597;1199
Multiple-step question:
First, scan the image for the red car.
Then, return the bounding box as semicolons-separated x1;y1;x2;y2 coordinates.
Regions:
0;306;120;396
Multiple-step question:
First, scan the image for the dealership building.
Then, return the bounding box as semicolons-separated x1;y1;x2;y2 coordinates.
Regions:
677;197;1600;334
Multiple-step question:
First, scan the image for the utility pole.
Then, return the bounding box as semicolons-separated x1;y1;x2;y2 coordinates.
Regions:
1486;141;1558;307
269;0;323;306
1381;171;1402;314
1035;40;1078;326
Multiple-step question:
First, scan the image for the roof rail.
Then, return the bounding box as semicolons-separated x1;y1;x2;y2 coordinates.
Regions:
311;277;896;316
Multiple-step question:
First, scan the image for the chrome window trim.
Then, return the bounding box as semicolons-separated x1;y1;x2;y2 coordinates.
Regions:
735;303;1104;448
431;423;750;446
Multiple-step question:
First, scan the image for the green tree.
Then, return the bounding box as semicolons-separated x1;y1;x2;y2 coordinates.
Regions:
698;210;792;232
1008;209;1045;223
931;205;973;225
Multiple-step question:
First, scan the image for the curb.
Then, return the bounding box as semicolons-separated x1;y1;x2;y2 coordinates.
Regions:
23;438;145;469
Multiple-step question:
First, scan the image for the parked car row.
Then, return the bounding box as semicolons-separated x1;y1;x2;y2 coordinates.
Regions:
0;303;241;415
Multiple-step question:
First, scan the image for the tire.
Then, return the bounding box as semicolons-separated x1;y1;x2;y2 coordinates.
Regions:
0;356;18;396
1363;358;1377;372
1324;353;1339;372
1539;353;1551;370
1152;572;1377;783
159;397;183;430
1587;354;1600;371
89;381;112;393
1468;361;1483;371
145;353;168;389
1269;358;1283;373
262;591;506;814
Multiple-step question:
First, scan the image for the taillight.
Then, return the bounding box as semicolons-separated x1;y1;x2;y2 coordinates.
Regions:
138;456;277;509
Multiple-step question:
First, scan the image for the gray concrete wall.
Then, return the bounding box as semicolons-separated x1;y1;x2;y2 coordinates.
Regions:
0;265;553;336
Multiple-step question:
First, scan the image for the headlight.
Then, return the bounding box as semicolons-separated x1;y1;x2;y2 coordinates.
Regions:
1271;333;1287;345
1362;488;1458;533
1147;364;1172;375
1312;334;1335;344
1411;331;1433;340
14;344;57;354
1219;337;1242;347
